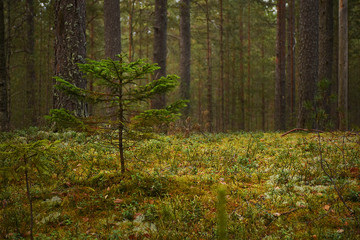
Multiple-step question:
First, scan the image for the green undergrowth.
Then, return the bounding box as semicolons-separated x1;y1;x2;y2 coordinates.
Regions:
0;129;359;239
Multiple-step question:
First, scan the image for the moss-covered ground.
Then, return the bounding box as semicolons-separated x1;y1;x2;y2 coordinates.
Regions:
1;129;359;239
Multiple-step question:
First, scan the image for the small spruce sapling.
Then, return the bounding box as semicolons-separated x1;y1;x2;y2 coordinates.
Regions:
48;55;187;173
0;140;58;240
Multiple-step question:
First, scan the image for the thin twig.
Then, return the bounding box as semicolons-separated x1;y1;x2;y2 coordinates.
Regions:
281;128;325;137
316;132;354;215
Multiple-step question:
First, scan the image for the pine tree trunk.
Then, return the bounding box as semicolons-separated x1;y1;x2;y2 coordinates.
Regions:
179;0;191;118
319;0;333;126
246;1;251;131
26;0;36;126
152;0;167;109
238;6;245;131
128;0;134;62
286;0;296;128
205;0;213;132
219;0;224;132
0;0;9;131
104;0;121;59
54;0;87;117
338;0;348;130
275;0;286;130
297;0;319;128
261;43;266;131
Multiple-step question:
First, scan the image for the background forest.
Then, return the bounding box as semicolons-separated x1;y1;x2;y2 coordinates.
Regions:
1;0;359;132
1;1;360;239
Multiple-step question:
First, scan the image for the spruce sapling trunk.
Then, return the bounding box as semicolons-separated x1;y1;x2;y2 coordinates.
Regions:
24;155;34;240
118;67;125;174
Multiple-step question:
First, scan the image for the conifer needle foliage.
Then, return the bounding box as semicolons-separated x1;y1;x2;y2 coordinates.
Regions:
48;55;187;173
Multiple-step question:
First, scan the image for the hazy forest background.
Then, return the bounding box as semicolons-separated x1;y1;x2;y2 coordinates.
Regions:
1;1;360;239
0;0;359;132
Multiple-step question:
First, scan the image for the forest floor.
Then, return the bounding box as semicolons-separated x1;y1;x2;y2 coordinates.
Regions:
0;129;359;239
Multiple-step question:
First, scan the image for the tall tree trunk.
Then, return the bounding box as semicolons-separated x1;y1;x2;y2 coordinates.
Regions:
205;0;213;132
246;1;251;130
238;6;245;130
231;36;236;130
297;0;319;128
128;0;134;61
0;0;9;131
179;0;191;118
54;0;87;117
26;0;36;126
104;0;121;59
225;6;230;131
338;0;348;130
332;2;339;128
89;12;95;116
275;0;286;130
104;0;123;172
261;42;266;131
287;0;296;128
218;0;224;132
319;0;333;128
152;0;167;109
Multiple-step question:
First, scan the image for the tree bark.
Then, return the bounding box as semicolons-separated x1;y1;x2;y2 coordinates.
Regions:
205;0;213;132
338;0;348;130
0;0;9;131
104;0;121;59
128;0;134;61
54;0;87;117
286;0;296;128
26;0;36;126
219;0;224;132
246;1;251;130
179;0;191;118
275;0;286;130
238;6;245;130
152;0;167;109
297;0;319;128
319;0;333;125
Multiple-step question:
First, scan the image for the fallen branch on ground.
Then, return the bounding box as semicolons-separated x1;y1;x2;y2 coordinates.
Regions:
281;128;325;137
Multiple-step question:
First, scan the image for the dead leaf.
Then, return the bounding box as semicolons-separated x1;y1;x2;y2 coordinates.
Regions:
323;205;330;211
114;199;124;204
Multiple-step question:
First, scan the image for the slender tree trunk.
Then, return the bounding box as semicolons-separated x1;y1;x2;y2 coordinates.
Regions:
338;0;348;130
261;43;266;131
54;0;87;117
0;0;9;131
128;0;134;61
287;0;296;128
152;0;167;109
205;0;213;132
24;155;34;240
225;7;230;131
297;0;319;128
89;14;95;116
104;0;121;59
26;0;36;126
219;0;224;132
179;0;191;118
319;0;333;127
139;7;143;59
246;1;251;130
275;0;286;130
231;38;236;130
238;6;245;130
332;2;339;127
